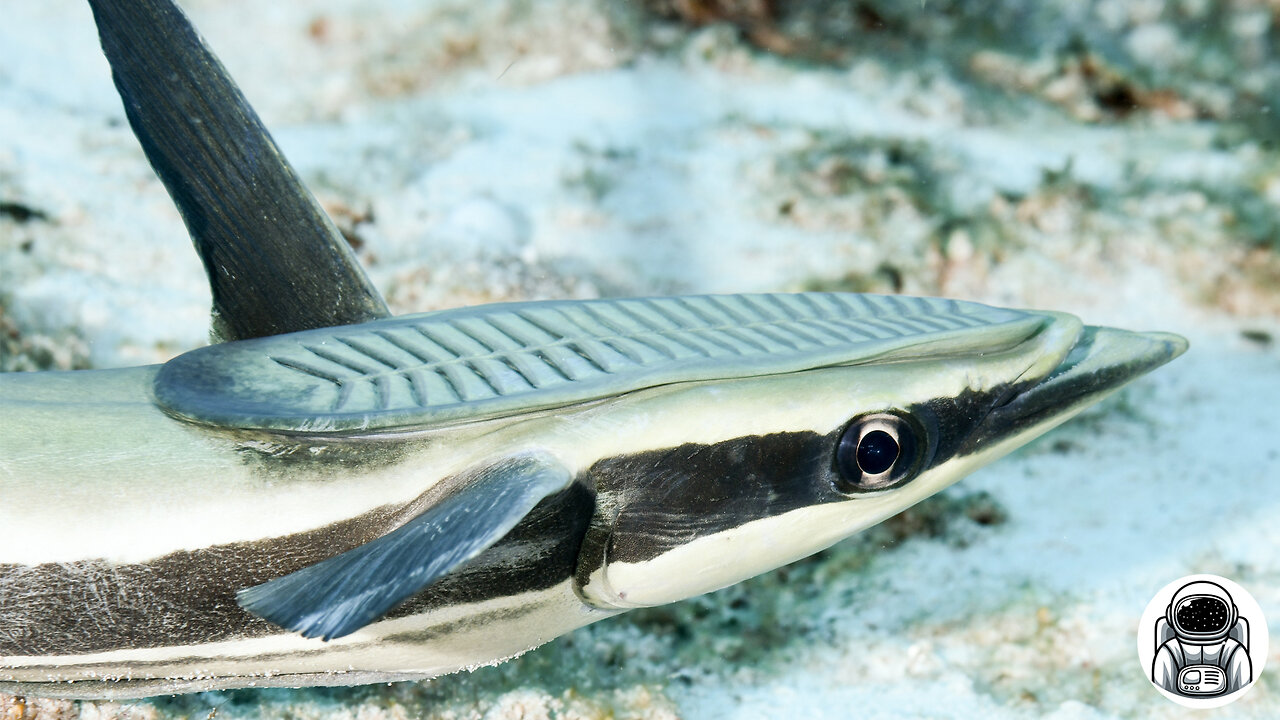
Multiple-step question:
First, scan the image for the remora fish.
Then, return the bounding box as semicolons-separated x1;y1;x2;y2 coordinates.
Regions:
0;0;1186;700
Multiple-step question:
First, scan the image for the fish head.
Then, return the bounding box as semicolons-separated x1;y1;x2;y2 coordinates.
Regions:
575;311;1187;609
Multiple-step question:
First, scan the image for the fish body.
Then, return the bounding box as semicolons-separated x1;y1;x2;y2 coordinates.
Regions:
0;295;1184;697
0;0;1188;700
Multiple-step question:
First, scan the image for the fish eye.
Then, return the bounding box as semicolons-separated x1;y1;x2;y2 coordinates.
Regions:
834;412;922;493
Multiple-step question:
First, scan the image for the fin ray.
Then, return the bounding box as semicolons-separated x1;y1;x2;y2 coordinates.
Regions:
87;0;389;341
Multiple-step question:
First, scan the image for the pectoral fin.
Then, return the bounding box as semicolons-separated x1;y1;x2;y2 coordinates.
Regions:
236;454;573;640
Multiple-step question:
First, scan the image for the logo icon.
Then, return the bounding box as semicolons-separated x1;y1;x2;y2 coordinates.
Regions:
1138;575;1268;708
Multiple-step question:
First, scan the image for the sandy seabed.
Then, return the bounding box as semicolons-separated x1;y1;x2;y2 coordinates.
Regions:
1;1;1278;718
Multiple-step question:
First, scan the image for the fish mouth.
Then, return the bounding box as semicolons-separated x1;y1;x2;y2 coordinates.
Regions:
973;324;1188;450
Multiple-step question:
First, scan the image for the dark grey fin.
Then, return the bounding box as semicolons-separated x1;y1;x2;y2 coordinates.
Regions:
87;0;390;341
236;454;573;640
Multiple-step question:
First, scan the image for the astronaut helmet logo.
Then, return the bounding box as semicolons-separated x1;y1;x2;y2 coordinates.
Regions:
1138;575;1268;708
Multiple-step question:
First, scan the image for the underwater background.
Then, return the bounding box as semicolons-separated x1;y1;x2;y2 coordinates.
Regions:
1;0;1278;717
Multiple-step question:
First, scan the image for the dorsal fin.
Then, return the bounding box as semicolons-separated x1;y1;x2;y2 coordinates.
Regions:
87;0;390;342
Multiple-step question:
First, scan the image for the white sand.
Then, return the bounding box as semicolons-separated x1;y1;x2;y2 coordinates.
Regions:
1;1;1277;718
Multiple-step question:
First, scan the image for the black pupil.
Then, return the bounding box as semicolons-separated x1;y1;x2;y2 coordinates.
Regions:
857;430;899;475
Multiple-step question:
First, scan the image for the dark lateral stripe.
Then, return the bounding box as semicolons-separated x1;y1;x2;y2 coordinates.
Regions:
586;431;841;567
1;385;1011;658
0;484;592;657
584;387;1010;567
